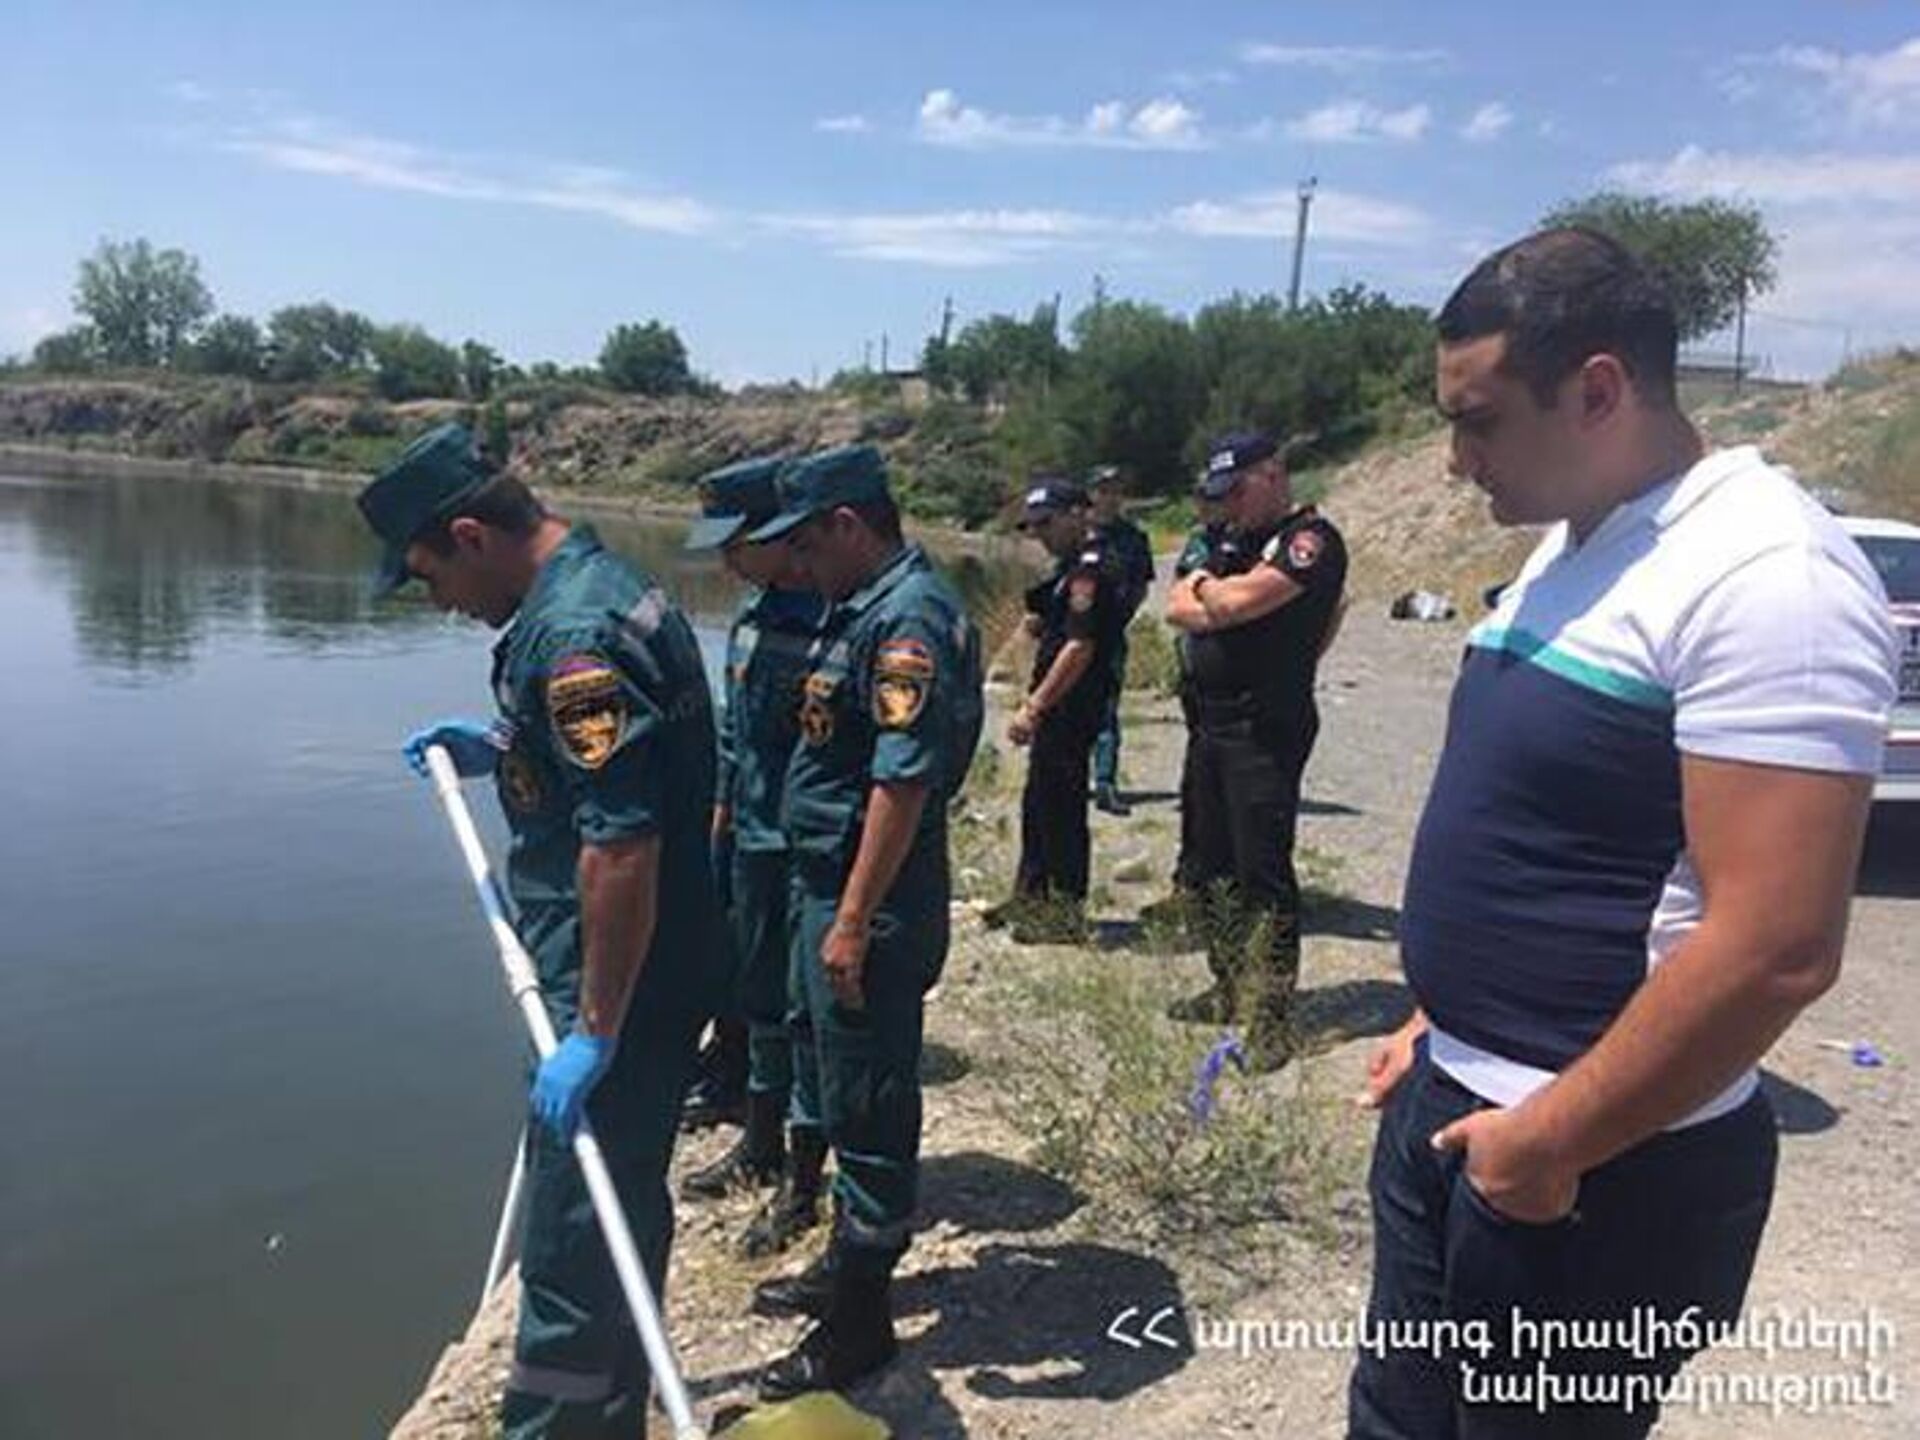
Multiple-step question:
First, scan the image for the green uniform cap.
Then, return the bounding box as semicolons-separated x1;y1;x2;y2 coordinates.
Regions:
742;444;890;543
355;422;495;593
683;455;788;552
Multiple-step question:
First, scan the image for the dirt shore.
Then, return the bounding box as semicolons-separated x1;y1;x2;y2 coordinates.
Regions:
389;600;1918;1439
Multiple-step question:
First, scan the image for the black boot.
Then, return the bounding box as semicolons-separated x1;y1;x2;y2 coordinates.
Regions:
751;1243;836;1320
680;1019;748;1131
681;1089;786;1200
740;1125;826;1258
757;1254;900;1400
1093;782;1131;816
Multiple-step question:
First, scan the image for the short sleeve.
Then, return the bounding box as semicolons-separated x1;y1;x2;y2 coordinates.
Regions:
1669;542;1897;775
1063;549;1108;642
865;617;954;788
1260;519;1345;590
535;630;668;843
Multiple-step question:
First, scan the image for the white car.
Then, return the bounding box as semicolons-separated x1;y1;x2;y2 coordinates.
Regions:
1839;515;1920;803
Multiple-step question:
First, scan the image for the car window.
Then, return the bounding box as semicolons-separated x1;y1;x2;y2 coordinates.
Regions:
1856;536;1920;605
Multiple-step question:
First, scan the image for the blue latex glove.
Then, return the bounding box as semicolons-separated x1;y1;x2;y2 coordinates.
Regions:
531;1032;615;1140
403;718;512;778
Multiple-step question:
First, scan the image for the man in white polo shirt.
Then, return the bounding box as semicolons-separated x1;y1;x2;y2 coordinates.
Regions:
1348;228;1897;1438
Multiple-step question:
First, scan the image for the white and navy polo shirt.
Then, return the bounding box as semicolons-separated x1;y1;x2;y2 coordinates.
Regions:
1403;446;1898;1127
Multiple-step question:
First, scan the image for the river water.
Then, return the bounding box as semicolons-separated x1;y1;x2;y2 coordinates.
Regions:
0;467;1026;1439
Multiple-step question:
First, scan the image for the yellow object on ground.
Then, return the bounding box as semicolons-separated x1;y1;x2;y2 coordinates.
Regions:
713;1391;891;1440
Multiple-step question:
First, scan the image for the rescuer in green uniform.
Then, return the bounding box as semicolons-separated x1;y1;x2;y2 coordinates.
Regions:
360;423;723;1440
679;457;830;1261
737;445;983;1398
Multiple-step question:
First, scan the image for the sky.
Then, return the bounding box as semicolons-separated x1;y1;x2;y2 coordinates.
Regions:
4;1;1920;383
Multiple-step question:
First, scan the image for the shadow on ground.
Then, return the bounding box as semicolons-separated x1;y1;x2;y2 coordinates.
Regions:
896;1240;1192;1403
1760;1068;1842;1136
915;1150;1084;1235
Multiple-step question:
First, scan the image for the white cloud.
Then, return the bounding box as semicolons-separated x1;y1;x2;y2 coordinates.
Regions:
0;304;64;355
1607;145;1920;207
166;80;213;104
915;88;1206;150
815;114;870;134
1237;42;1448;71
1283;100;1431;144
762;209;1101;266
1608;143;1920;375
1166;187;1432;247
1770;37;1920;130
224;122;716;234
1460;102;1513;143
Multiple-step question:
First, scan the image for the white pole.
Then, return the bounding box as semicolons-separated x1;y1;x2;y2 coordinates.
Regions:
478;1133;528;1317
423;746;706;1440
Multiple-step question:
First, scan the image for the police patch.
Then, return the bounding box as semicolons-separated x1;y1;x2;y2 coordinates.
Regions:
872;637;934;730
1287;528;1325;570
799;671;838;746
546;653;627;769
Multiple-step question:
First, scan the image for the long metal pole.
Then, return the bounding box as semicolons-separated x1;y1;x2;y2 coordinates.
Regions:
423;746;705;1440
478;1133;528;1316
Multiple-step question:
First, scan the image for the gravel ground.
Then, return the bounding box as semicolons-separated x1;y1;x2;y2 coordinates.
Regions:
392;606;1918;1440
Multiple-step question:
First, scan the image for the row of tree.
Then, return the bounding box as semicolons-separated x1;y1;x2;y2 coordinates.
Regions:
26;240;709;401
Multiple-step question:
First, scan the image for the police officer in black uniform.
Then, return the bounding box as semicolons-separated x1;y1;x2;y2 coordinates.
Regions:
1163;433;1346;1059
1140;489;1236;936
1086;465;1154;817
989;478;1128;945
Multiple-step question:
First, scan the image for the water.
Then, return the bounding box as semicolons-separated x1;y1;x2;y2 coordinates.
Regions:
0;468;1027;1440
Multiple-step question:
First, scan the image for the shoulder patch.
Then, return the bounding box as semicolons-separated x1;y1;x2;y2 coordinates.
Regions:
546;653;627;768
1068;574;1097;613
873;636;935;730
1286;527;1326;570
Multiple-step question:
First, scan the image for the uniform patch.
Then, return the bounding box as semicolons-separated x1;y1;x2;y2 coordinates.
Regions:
1068;576;1097;614
546;653;627;769
1287;528;1325;570
799;671;839;746
872;637;934;730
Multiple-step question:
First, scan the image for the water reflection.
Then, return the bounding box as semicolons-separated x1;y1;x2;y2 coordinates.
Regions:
3;471;1032;679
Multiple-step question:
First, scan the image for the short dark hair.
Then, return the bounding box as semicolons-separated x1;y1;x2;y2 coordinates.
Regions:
415;474;546;553
846;495;903;544
1437;227;1679;407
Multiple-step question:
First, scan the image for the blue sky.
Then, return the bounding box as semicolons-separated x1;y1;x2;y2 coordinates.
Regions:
5;2;1920;382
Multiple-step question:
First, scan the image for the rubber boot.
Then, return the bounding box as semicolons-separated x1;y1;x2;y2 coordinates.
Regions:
757;1253;900;1400
680;1089;785;1200
1093;782;1130;816
751;1243;835;1320
740;1124;826;1258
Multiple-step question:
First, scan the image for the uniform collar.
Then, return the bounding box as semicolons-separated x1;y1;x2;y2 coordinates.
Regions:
496;523;601;659
839;542;924;616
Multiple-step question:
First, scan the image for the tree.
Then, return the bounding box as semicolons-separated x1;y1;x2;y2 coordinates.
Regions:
460;340;502;401
1062;300;1205;490
183;314;266;378
73;238;214;367
369;324;462;400
1540;192;1779;341
266;303;376;382
923;303;1066;403
599;321;693;395
32;325;99;374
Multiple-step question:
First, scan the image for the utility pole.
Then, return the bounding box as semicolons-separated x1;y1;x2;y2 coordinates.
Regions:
863;339;873;372
881;332;890;373
1732;274;1748;399
939;295;955;347
1287;176;1318;313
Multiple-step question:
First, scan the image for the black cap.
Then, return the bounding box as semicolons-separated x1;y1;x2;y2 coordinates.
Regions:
1017;475;1089;528
1196;431;1279;499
